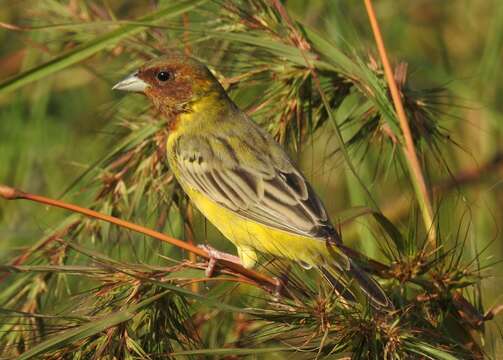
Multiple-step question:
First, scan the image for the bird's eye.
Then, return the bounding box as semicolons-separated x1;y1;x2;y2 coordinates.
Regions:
156;71;171;82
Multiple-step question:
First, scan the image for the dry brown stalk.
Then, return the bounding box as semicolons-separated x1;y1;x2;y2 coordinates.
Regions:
0;184;277;291
363;0;436;248
0;220;80;283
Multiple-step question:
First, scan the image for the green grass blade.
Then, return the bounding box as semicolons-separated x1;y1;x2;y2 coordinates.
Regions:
0;0;207;96
406;341;459;360
171;346;293;356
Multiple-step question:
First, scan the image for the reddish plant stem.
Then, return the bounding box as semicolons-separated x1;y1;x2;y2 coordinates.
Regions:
363;0;435;248
0;185;276;290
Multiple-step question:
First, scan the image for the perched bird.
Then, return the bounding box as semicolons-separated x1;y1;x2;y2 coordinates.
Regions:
113;54;391;309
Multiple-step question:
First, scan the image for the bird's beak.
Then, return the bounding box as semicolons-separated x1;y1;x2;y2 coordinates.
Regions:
112;72;148;93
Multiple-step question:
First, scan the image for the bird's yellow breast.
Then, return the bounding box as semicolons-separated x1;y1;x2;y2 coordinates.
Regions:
183;184;326;268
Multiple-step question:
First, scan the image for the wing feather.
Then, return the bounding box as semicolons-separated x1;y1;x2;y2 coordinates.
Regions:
174;132;334;239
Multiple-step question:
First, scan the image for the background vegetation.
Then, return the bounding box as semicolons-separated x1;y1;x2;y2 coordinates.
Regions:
1;0;502;358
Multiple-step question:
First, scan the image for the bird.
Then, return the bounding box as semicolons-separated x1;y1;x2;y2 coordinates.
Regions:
113;53;391;309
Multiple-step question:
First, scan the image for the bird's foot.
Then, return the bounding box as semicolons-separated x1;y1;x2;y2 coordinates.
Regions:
198;244;241;277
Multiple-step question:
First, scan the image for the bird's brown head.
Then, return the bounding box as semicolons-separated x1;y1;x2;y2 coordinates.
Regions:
113;54;224;116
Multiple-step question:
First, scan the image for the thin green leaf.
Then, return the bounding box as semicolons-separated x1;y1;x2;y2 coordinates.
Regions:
0;0;207;95
171;346;293;356
406;341;459;360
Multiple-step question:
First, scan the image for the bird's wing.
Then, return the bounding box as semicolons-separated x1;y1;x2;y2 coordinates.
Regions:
172;123;336;240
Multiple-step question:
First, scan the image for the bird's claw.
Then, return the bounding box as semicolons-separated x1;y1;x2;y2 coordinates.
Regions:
198;244;241;277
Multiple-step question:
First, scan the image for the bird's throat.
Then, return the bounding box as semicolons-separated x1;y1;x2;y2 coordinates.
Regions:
168;91;234;133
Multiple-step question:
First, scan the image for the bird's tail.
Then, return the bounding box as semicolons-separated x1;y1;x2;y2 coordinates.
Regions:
321;241;392;310
348;258;392;310
321;260;392;310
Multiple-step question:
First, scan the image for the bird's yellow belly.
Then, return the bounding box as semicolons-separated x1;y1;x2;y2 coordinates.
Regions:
184;186;326;268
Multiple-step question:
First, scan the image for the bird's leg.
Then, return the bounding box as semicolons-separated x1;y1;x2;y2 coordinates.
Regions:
274;271;289;297
266;261;291;297
198;244;241;277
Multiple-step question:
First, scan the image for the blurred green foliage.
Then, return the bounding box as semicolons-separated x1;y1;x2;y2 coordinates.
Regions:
0;0;502;358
